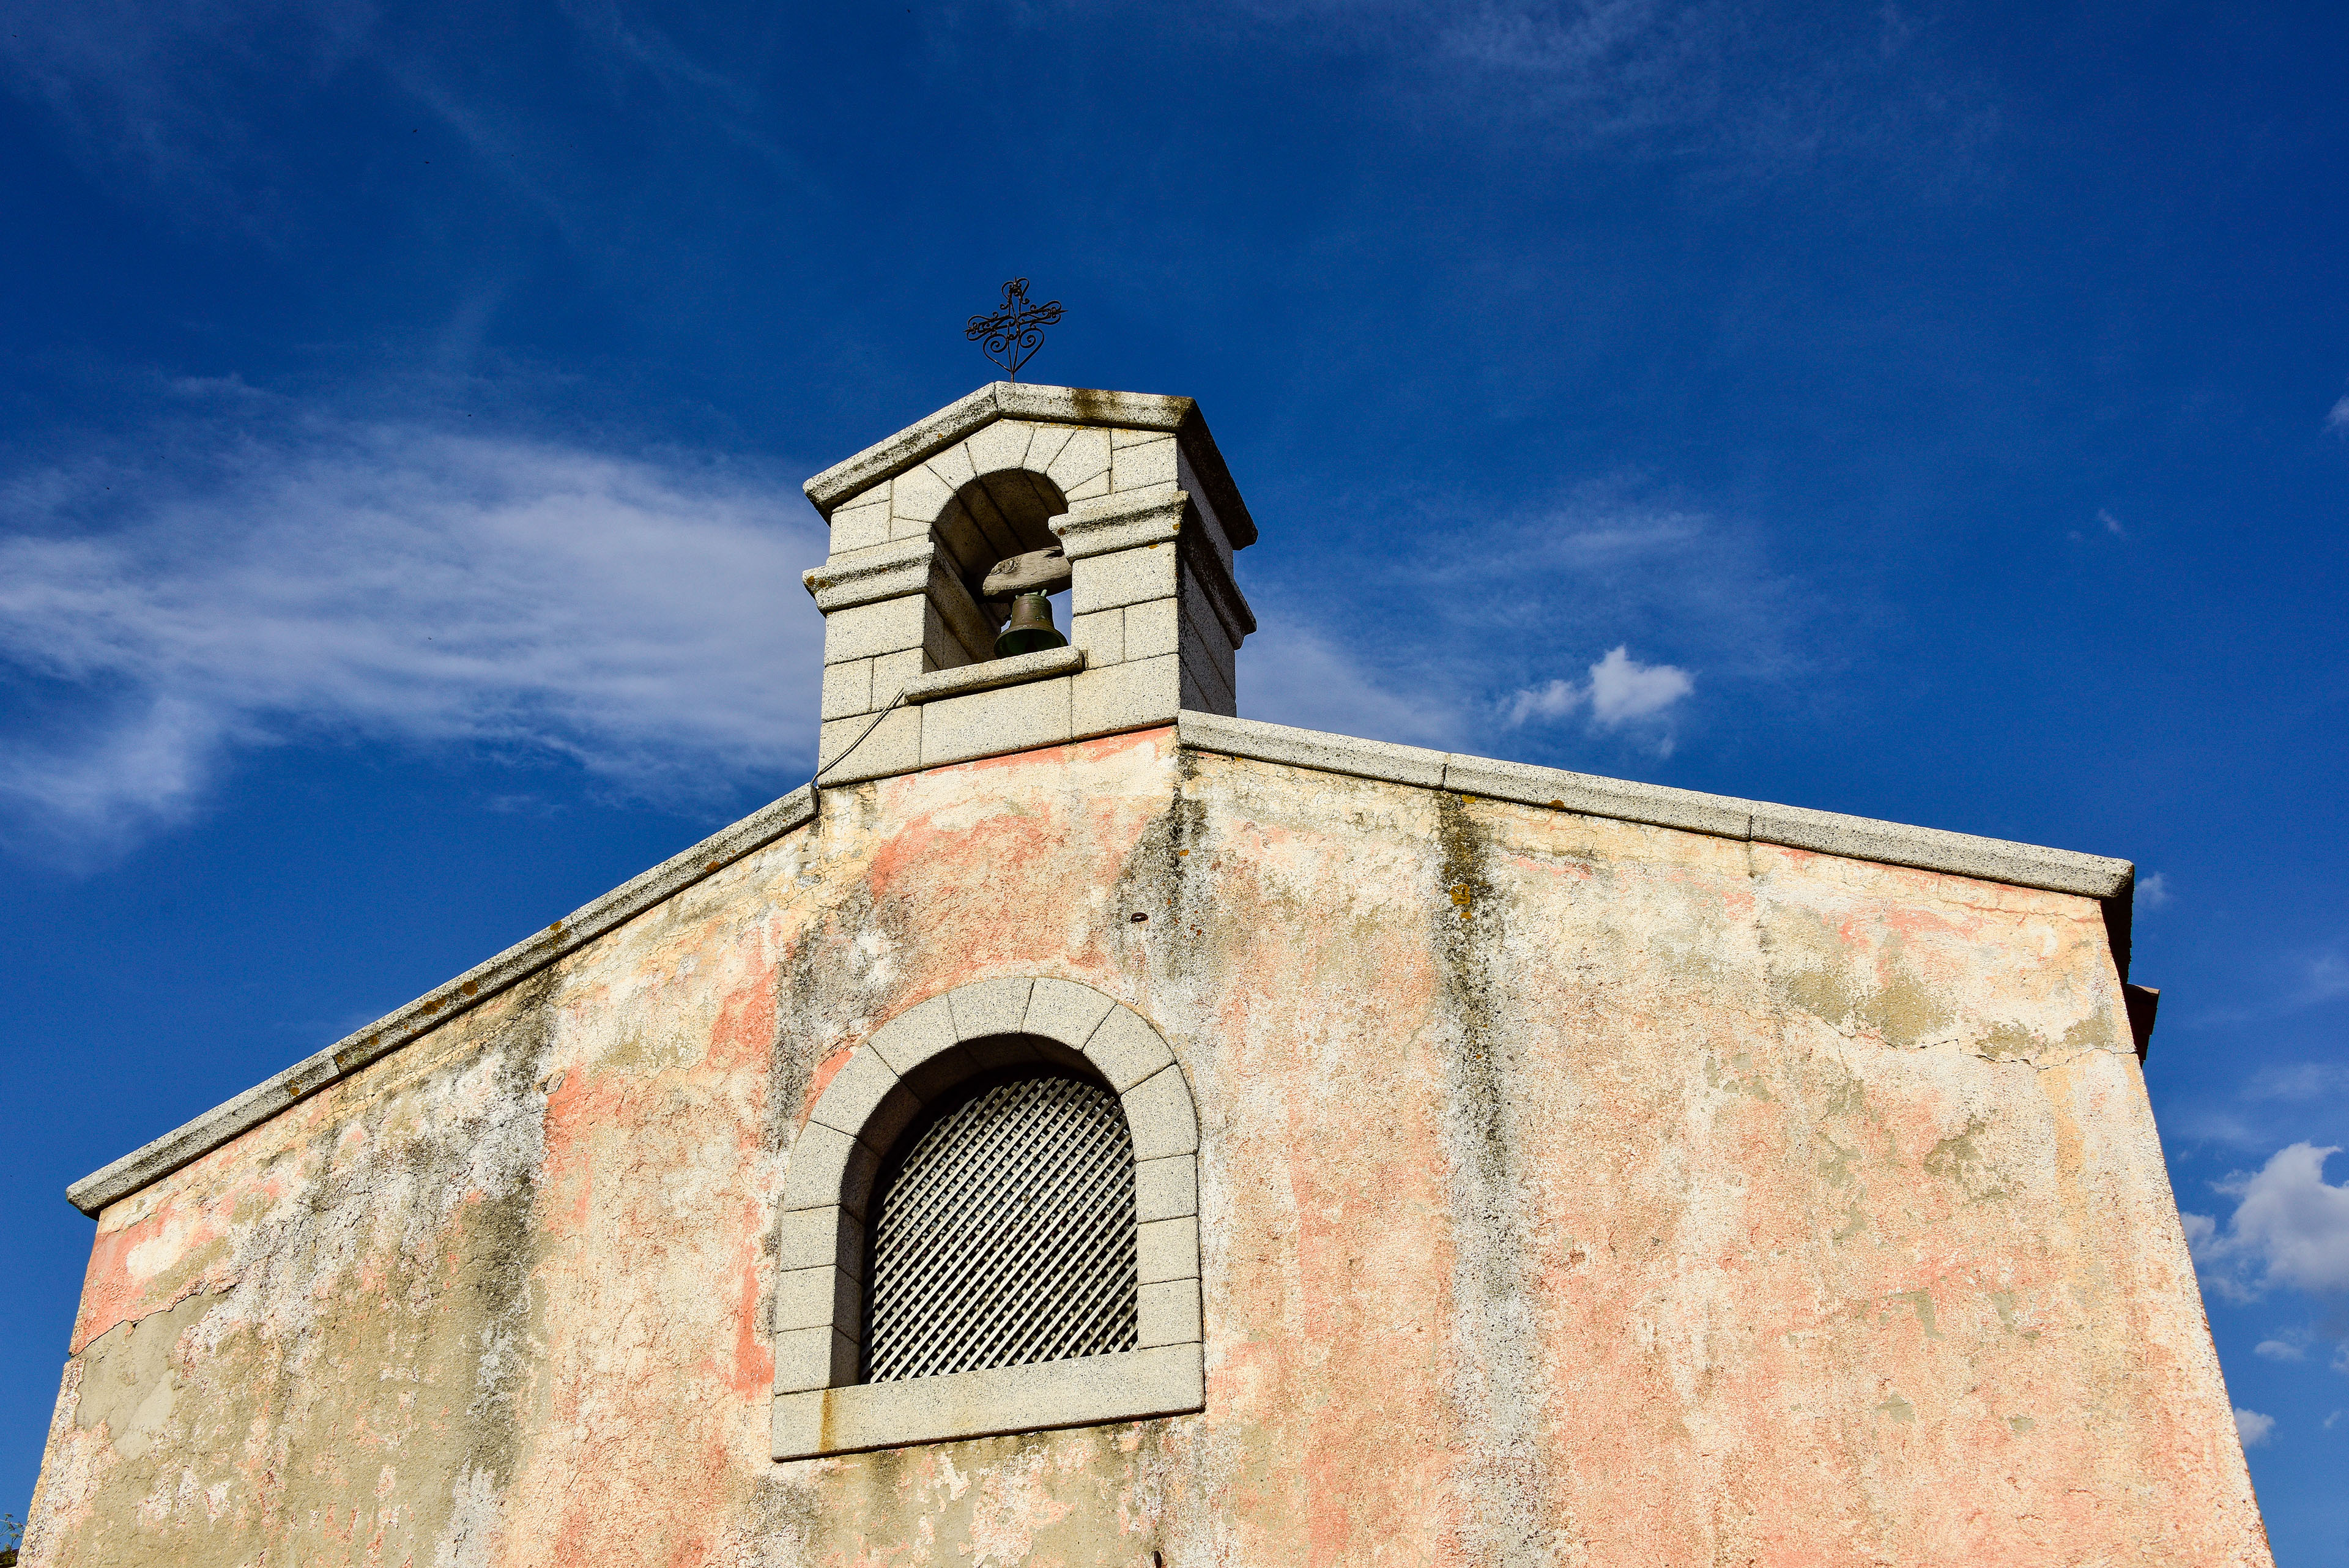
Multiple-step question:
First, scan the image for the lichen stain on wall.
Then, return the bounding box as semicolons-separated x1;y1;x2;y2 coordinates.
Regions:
28;728;2270;1567
34;973;565;1567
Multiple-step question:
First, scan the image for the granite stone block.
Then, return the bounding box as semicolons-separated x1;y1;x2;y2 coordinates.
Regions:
919;677;1072;768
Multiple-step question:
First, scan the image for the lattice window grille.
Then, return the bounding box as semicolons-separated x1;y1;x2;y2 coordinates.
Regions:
863;1070;1138;1383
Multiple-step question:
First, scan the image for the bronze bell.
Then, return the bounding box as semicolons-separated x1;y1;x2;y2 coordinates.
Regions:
994;590;1067;658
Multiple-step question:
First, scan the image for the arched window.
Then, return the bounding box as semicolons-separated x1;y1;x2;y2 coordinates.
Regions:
772;979;1204;1462
863;1066;1137;1382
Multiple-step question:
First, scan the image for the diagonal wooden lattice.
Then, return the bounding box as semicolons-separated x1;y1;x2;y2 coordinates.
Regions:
863;1071;1139;1383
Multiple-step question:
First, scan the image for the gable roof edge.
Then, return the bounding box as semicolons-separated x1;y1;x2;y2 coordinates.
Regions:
1174;711;2135;902
70;713;2136;1221
65;785;818;1219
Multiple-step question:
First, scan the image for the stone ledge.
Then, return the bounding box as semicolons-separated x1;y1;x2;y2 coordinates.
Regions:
1052;485;1187;558
1174;712;2134;902
920;677;1072;770
801;537;936;612
771;1345;1204;1460
901;646;1085;704
65;785;821;1217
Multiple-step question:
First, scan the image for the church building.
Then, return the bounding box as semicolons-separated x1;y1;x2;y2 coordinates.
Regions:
28;383;2271;1565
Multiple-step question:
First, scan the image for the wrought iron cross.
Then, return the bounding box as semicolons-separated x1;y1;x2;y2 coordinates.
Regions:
965;278;1063;381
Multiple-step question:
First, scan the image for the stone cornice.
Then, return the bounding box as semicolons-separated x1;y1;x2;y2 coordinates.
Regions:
1052;486;1256;643
801;537;937;611
803;384;1258;549
1173;712;2135;902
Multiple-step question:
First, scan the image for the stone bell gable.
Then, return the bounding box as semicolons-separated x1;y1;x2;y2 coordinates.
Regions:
800;383;1258;784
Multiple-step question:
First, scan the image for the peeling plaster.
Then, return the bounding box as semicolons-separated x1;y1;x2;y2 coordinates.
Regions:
28;730;2268;1567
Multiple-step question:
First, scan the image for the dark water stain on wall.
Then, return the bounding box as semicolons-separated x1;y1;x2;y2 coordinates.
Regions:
1431;793;1570;1567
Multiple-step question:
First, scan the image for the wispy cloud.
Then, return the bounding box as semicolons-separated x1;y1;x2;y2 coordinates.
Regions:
1455;488;1811;684
1238;474;1810;771
2303;948;2349;1004
2164;1051;2349;1154
2097;508;2126;538
2139;870;2171;908
2168;934;2349;1041
1236;472;1807;767
2249;1326;2347;1372
0;0;375;228
2184;1143;2349;1303
1390;0;1999;181
2233;1408;2274;1448
1041;0;1997;184
1434;0;1729;140
0;399;823;863
0;0;796;247
2246;1062;2349;1104
2327;394;2349;436
1239;622;1469;751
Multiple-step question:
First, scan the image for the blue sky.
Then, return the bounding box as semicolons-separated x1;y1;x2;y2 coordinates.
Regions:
3;0;2346;1555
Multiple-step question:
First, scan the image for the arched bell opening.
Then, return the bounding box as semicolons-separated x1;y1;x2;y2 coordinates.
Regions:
934;469;1071;638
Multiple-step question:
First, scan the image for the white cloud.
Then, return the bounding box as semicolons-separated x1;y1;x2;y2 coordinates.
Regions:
2233;1408;2274;1448
2328;395;2349;435
2098;508;2126;538
0;417;824;862
2186;1143;2349;1302
2326;1410;2343;1430
1587;644;1695;724
1506;678;1584;724
2139;871;2171;908
1505;645;1694;746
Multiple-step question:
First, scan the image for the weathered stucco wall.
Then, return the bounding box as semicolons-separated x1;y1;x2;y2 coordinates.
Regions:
28;727;2267;1566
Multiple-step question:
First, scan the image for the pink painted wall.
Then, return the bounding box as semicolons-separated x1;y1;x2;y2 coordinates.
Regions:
28;727;2269;1566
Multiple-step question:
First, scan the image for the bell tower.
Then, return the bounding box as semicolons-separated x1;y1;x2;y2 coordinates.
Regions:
801;383;1258;784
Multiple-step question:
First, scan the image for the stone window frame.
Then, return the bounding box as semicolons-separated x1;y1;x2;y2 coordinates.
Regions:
771;978;1204;1461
